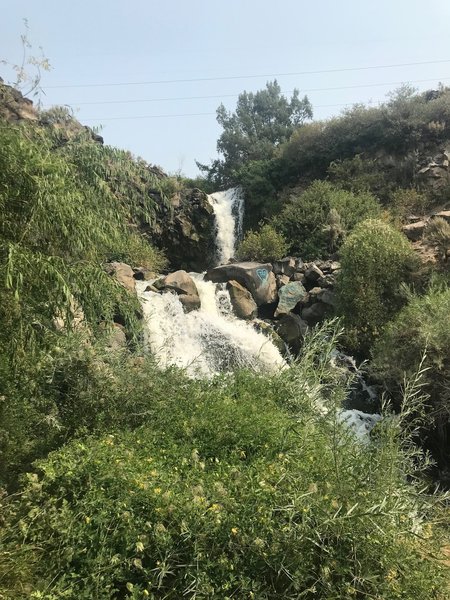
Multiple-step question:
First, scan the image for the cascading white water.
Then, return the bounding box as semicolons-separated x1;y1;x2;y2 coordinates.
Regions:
208;187;244;264
137;277;285;378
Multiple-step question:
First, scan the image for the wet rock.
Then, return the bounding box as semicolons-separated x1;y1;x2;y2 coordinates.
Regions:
275;281;308;317
276;312;308;354
133;267;157;281
227;280;258;319
317;273;337;288
205;262;277;306
179;294;201;313
252;319;287;354
157;270;199;297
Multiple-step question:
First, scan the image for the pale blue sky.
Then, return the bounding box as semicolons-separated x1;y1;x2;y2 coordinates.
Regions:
2;1;450;176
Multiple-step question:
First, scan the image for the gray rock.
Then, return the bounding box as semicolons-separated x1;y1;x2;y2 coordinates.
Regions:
318;289;337;307
276;274;291;288
276;313;308;354
159;270;199;297
302;302;329;324
291;272;306;283
105;262;136;293
227;280;258;320
317;274;337;288
275;281;307;317
179;294;201;313
305;264;325;283
205;262;277;306
272;256;298;277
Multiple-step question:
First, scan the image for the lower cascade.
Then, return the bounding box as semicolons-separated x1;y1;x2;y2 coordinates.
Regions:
137;275;285;378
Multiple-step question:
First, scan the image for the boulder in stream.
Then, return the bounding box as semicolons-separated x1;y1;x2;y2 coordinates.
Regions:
227;280;258;319
205;262;277;306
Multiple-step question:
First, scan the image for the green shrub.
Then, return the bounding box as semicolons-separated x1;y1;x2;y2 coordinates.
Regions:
1;329;448;599
275;181;381;258
336;218;417;354
236;223;288;262
390;188;429;222
424;217;450;263
371;280;450;469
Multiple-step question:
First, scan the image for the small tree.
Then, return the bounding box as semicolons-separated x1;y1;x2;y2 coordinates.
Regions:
275;181;381;259
336;219;417;354
198;80;312;185
236;224;288;263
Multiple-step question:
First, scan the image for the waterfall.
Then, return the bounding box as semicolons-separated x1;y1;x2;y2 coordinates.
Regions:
208;187;244;264
137;278;285;378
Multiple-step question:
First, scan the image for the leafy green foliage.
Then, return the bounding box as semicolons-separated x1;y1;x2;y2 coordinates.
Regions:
371;280;450;468
424;217;450;263
274;181;381;259
199;80;312;185
336;219;417;354
390;188;429;223
236;224;288;262
1;325;448;599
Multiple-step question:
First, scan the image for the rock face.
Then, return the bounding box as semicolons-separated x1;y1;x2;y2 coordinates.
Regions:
205;262;277;306
227;280;258;319
274;281;307;317
152;188;216;272
0;80;38;122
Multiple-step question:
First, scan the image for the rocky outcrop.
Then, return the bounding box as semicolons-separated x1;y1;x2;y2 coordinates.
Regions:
205;262;277;306
152;188;216;272
418;148;450;193
227;280;258;319
0;80;38;122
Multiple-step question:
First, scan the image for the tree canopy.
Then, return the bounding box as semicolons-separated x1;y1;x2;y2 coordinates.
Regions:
198;80;312;185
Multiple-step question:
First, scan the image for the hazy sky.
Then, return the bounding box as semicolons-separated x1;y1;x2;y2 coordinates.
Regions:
2;1;450;176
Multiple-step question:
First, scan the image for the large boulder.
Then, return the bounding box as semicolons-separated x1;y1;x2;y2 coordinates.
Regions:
274;281;307;317
302;302;329;324
205;262;277;306
154;270;201;313
156;270;199;297
227;280;258;319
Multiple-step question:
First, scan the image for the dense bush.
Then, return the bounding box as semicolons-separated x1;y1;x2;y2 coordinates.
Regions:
336;219;417;354
424;217;450;263
236;224;288;262
274;181;381;258
1;325;448;599
371;280;450;470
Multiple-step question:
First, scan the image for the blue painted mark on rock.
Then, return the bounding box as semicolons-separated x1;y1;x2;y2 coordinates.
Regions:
256;268;269;286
